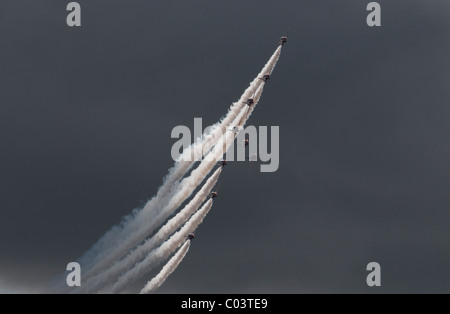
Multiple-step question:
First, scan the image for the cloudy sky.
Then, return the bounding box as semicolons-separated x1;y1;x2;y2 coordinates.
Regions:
1;0;449;293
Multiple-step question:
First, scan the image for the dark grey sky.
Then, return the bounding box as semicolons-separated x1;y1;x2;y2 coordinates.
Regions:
1;0;449;293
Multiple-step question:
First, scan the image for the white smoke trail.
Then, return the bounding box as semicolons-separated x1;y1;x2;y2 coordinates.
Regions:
63;45;283;293
235;83;265;128
80;47;283;281
85;153;221;285
78;47;281;279
201;46;282;157
77;167;222;293
107;199;214;293
103;48;281;292
150;46;282;225
139;240;191;294
79;166;186;279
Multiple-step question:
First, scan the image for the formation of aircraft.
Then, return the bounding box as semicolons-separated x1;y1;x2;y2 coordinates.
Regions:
186;34;287;242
